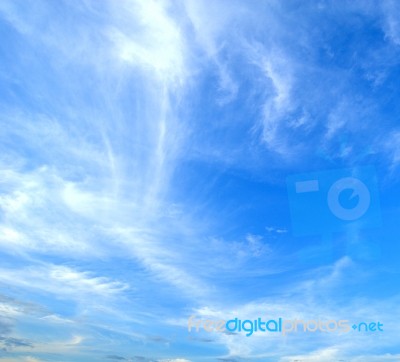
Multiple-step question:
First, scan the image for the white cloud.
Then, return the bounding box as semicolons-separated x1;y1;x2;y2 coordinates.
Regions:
183;256;399;359
281;351;400;362
381;0;400;46
1;1;400;360
385;130;400;171
0;264;128;299
0;358;44;362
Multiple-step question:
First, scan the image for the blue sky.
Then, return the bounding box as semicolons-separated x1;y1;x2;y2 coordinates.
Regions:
1;0;400;361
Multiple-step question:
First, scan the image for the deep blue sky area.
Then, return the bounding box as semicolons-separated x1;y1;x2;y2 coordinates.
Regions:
1;1;400;361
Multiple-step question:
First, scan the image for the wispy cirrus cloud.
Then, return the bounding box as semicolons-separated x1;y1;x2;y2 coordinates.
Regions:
1;0;400;361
